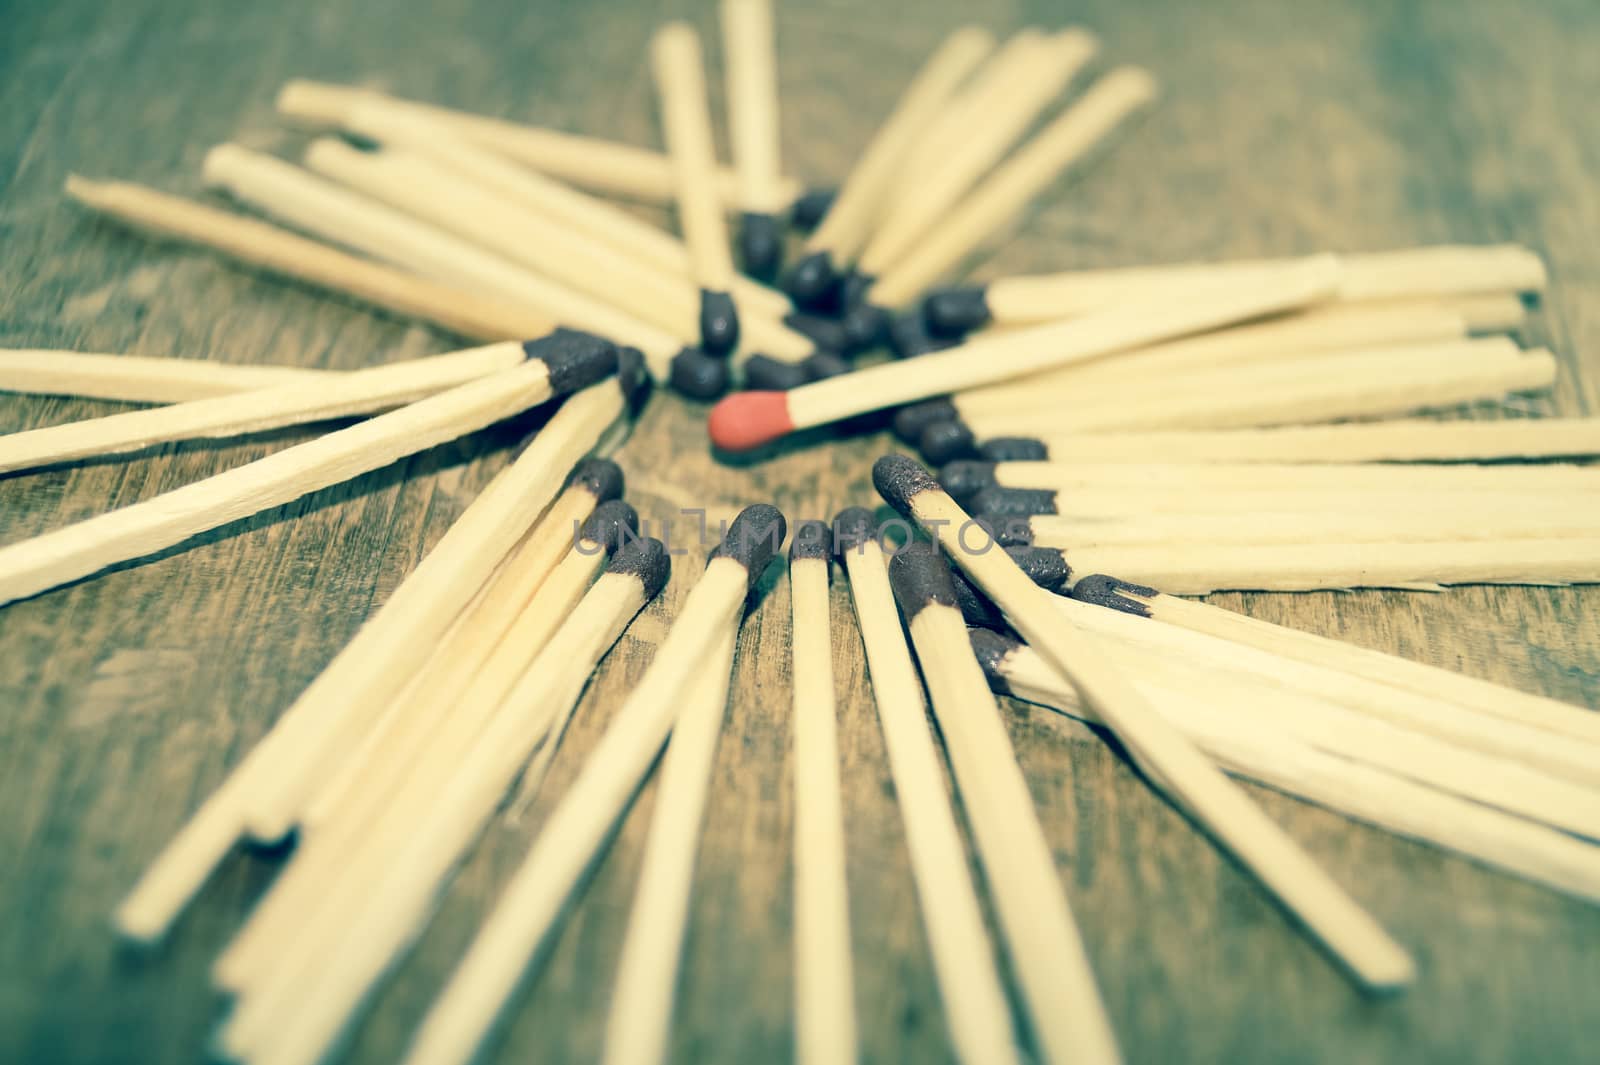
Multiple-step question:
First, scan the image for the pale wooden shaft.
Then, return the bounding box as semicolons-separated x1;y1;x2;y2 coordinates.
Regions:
1032;508;1600;548
652;23;738;290
992;459;1600;493
0;348;327;404
722;0;786;212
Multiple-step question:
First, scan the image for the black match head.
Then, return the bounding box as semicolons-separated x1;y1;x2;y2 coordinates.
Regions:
711;503;788;591
699;289;740;357
891;398;959;443
887;312;960;359
788;185;837;232
840;301;888;354
1011;546;1070;591
922;286;992;337
975;513;1033;547
609;536;672;601
616;346;653;413
938;461;998;506
742;354;810;391
970;484;1058;517
522;329;619;394
669;347;730;400
872;454;940;517
918;420;979;466
580;499;640;553
888;546;960;619
801;351;850;382
789;518;833;562
566;457;624;504
980;437;1050;462
1069;574;1159;617
950;566;1006;630
784;250;840;309
782;312;850;354
831;506;877;557
738;212;784;283
968;626;1023;694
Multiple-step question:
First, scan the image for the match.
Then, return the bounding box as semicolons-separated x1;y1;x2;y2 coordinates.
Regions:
0;347;328;405
722;0;787;281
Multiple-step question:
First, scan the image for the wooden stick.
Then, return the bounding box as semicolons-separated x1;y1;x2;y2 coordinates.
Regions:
892;549;1119;1065
110;362;627;943
710;258;1338;451
201;143;685;379
0;348;327;404
833;510;1023;1065
0;342;531;475
722;0;786;214
599;624;739;1065
786;525;858;1065
396;507;784;1065
978;632;1600;905
968;459;1600;495
1024;508;1600;548
866;67;1159;308
63;176;557;342
276;79;803;207
874;455;1416;992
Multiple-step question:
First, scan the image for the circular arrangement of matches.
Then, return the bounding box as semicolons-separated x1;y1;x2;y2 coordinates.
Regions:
5;4;1600;1065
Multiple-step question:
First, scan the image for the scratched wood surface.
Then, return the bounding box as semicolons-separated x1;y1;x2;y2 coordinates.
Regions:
4;0;1600;1062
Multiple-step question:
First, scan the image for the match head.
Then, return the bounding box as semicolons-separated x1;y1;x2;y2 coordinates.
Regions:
938;461;998;506
830;506;877;557
980;437;1049;462
788;185;837;232
871;454;941;517
742;355;810;392
1011;546;1070;591
698;289;741;357
581;499;640;552
522;329;620;394
1070;574;1158;617
921;286;991;337
789;518;833;562
738;212;784;283
840;301;888;355
710;503;788;589
670;348;730;400
801;351;850;382
971;484;1058;517
784;250;840;309
706;390;794;452
950;567;1005;630
782;312;850;354
887;312;959;359
616;346;654;412
888;547;960;619
610;536;672;601
566;457;625;504
891;399;958;443
967;627;1024;693
976;513;1033;547
918;420;979;465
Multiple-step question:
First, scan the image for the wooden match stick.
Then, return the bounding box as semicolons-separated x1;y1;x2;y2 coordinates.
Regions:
110;352;632;943
784;27;996;306
396;506;784;1065
0;348;328;404
1072;575;1600;747
276;79;804;207
63;176;557;342
786;522;858;1065
874;454;1416;992
832;508;1024;1065
599;623;739;1065
973;630;1600;905
0;342;536;476
890;548;1119;1065
218;538;672;1065
967;418;1600;465
721;0;788;281
652;22;744;357
709;257;1337;451
922;244;1547;332
859;29;1098;277
865;66;1159;310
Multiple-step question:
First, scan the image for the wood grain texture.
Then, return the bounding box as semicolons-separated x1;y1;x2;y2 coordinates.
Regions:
3;1;1599;1063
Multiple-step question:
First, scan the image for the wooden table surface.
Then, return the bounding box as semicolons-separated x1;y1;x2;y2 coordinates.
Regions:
4;0;1599;1062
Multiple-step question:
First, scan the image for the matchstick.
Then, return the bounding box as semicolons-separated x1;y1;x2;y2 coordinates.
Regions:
784;27;996;306
599;623;739;1065
967;418;1600;465
922;244;1547;332
890;548;1119;1065
396;506;785;1065
973;630;1600;905
873;454;1416;992
786;522;858;1065
218;538;672;1065
110;351;633;943
0;342;535;476
709;257;1337;451
652;22;744;357
1072;575;1600;748
0;349;327;404
832;508;1024;1065
722;0;787;281
277;79;804;207
64;176;557;342
859;29;1098;277
865;67;1159;310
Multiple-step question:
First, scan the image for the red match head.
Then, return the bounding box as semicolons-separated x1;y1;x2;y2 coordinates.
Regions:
707;391;795;452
